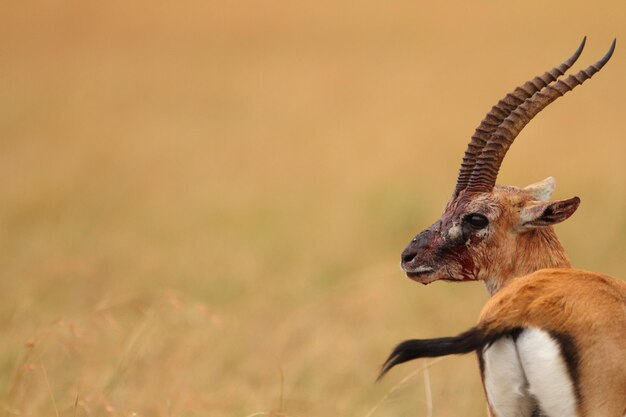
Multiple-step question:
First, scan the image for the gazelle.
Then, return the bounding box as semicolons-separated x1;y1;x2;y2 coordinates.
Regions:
379;39;626;417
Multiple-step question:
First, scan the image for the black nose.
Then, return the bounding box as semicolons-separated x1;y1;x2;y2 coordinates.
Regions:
401;230;431;266
401;247;418;263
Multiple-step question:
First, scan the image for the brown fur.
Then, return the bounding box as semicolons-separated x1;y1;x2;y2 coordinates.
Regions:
465;186;573;293
479;269;626;417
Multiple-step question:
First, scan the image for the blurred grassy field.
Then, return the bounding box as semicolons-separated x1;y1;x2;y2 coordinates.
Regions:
1;1;626;416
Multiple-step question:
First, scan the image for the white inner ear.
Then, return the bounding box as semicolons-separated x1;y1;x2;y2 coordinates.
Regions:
523;177;556;201
519;203;545;227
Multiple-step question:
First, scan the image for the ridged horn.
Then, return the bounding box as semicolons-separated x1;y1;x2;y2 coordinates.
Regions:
466;39;616;193
454;37;587;196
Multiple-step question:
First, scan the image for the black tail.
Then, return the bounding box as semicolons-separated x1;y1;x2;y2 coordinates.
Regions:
378;326;508;380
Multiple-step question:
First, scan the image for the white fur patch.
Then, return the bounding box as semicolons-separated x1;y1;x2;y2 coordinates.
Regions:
523;176;556;201
448;224;462;240
483;337;534;417
516;328;578;417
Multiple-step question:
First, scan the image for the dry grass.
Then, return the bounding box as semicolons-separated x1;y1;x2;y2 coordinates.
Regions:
1;1;626;416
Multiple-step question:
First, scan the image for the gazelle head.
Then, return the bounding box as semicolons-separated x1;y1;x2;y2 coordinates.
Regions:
400;38;615;293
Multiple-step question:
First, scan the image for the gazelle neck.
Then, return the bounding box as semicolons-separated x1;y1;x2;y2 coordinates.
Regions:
484;227;571;296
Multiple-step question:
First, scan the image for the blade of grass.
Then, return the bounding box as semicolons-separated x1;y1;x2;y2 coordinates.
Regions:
365;357;444;417
40;357;60;417
423;361;433;417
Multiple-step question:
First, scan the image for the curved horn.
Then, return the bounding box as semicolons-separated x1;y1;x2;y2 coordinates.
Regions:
454;38;587;196
466;39;616;193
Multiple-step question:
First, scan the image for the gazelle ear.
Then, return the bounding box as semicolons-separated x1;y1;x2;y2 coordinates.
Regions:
523;177;556;201
519;196;581;229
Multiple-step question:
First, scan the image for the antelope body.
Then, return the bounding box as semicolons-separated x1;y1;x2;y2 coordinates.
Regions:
379;38;626;417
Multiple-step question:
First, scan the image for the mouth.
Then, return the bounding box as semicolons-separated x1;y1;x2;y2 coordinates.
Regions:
404;266;436;284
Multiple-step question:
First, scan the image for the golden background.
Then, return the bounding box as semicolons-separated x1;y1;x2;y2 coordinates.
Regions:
1;1;625;416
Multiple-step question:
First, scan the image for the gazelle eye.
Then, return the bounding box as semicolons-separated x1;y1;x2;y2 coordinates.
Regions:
466;213;489;229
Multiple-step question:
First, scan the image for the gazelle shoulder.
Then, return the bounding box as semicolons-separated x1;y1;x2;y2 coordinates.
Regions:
478;268;626;331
